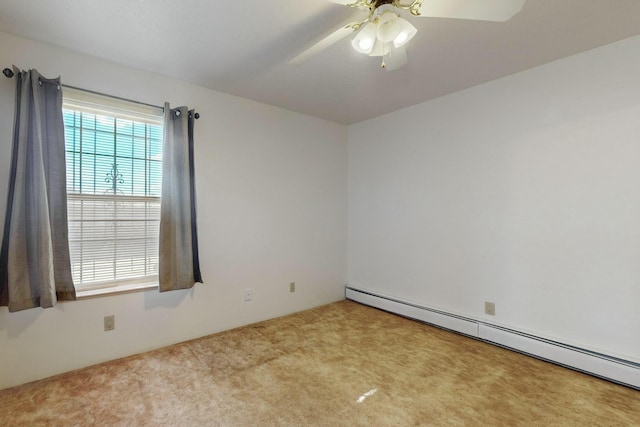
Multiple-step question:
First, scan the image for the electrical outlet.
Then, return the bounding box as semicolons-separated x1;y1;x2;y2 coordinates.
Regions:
289;282;295;293
485;302;496;316
104;315;115;331
244;288;253;301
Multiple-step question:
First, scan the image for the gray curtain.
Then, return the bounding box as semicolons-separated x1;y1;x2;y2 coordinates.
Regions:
0;67;75;312
159;103;202;291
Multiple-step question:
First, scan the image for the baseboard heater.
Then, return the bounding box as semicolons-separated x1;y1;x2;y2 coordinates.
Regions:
346;286;640;390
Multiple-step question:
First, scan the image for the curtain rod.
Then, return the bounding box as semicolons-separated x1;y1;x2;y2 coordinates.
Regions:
3;67;200;119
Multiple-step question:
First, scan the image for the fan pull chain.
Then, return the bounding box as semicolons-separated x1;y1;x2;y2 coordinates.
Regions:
381;42;389;68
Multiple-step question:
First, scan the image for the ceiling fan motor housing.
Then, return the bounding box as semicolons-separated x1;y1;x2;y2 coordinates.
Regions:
374;0;395;7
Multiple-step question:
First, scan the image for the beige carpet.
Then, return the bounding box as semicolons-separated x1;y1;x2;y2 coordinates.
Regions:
2;300;639;426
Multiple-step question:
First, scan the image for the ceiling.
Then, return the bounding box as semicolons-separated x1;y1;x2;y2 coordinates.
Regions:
1;0;640;125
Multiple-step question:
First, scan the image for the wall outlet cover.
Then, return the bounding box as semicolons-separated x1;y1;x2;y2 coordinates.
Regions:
104;315;115;331
485;302;496;316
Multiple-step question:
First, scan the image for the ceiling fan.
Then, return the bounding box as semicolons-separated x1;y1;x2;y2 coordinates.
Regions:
290;0;527;70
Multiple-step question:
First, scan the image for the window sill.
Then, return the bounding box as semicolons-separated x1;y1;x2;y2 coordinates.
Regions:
76;282;158;300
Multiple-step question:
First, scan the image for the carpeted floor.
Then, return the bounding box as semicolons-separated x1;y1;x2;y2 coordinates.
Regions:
2;300;639;426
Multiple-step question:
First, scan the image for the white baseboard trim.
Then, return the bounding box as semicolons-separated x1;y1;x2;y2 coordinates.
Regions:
345;286;640;390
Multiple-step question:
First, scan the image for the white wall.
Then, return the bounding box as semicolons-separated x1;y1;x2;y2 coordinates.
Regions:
348;35;640;363
0;32;347;389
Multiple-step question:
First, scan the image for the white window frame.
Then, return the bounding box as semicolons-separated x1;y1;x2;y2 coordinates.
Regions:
62;87;164;298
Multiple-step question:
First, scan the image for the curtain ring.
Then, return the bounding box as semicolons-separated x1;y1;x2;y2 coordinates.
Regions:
175;110;181;117
38;78;42;86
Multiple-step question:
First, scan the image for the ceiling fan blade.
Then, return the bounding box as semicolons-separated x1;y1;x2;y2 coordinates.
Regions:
289;23;360;65
417;0;526;22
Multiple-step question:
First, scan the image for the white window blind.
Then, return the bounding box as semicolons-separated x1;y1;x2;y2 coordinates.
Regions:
62;88;164;290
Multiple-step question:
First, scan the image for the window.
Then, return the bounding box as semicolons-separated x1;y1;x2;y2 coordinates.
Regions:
62;88;163;294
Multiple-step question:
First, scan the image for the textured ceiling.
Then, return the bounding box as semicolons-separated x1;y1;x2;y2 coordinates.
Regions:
1;0;640;124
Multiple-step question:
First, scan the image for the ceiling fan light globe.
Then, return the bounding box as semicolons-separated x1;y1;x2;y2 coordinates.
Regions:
359;38;374;51
368;38;390;57
393;19;417;48
394;32;407;46
351;22;377;54
382;44;408;71
376;11;402;43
